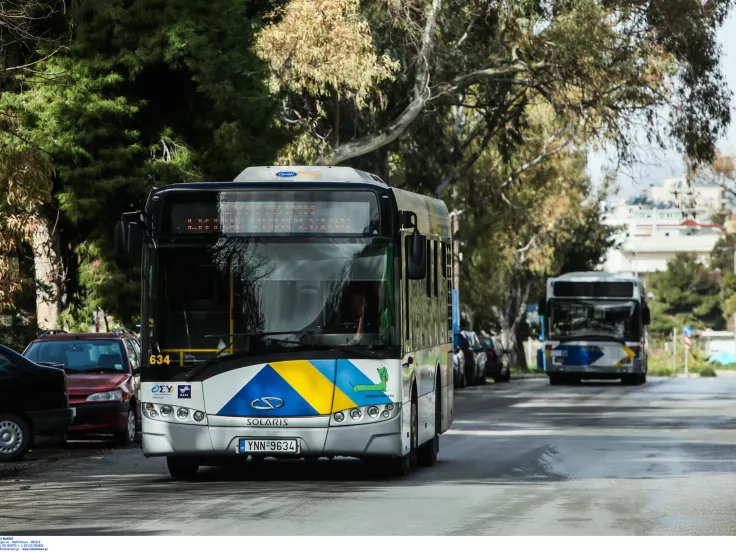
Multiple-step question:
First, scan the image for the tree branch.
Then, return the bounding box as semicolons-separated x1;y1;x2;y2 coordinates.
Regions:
498;136;572;191
316;0;442;166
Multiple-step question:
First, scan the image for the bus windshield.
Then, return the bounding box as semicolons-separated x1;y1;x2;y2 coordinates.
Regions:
146;238;397;366
547;299;642;342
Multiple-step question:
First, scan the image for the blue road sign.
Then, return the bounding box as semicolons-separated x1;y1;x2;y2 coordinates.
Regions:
683;326;692;337
452;289;459;335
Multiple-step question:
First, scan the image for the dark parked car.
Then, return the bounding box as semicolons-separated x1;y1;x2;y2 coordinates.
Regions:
0;343;75;461
23;329;142;445
481;336;510;383
457;330;487;386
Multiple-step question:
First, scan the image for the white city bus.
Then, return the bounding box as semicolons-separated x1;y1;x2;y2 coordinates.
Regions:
114;165;454;479
539;272;651;385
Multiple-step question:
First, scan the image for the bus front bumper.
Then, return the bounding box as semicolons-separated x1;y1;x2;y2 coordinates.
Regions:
141;414;404;459
545;361;645;377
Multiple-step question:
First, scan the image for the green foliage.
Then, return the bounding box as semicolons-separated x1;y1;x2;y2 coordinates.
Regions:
647;252;725;336
2;0;735;339
0;0;289;327
700;366;717;377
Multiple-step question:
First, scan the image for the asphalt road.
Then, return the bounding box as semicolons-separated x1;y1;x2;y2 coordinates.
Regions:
3;375;736;536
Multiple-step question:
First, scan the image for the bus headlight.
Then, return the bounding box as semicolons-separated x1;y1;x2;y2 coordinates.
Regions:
142;403;207;425
330;403;400;426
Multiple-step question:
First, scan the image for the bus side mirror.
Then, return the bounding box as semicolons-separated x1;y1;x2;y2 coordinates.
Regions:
114;212;142;269
406;228;427;280
643;306;651;326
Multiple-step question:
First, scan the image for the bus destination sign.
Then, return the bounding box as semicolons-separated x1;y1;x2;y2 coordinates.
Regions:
168;200;372;235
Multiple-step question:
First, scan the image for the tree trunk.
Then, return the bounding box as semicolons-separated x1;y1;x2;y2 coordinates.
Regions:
495;276;531;369
29;215;64;330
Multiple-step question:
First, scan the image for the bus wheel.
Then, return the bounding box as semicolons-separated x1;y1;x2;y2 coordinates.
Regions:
549;375;563;385
166;456;199;480
418;380;440;467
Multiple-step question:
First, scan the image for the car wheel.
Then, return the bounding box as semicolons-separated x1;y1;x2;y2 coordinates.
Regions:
166;456;199;480
114;403;137;445
494;371;511;383
549;375;563;386
0;414;32;462
477;368;487;385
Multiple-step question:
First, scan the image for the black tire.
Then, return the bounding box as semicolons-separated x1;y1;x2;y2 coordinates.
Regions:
114;402;137;445
549;375;563;386
494;370;511;383
418;377;440;467
621;375;639;386
641;372;647;384
167;456;199;480
0;414;32;462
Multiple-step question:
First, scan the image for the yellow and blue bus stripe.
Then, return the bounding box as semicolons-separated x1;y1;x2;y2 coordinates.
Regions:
216;360;391;417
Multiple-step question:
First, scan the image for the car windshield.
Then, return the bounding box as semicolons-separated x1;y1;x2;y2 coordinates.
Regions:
24;340;127;373
145;238;398;366
547;299;642;341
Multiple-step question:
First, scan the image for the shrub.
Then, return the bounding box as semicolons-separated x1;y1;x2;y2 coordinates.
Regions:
700;367;717;378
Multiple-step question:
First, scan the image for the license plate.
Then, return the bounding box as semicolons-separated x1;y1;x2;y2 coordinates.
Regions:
238;439;299;454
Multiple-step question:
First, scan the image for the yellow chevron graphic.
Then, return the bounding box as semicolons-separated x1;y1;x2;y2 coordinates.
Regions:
614;345;636;367
270;360;357;415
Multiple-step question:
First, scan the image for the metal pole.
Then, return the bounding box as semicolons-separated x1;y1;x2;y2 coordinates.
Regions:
673;327;677;373
452;213;460;294
684;336;689;377
541;315;547;372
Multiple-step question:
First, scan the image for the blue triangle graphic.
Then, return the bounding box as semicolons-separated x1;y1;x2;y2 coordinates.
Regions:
217;364;320;417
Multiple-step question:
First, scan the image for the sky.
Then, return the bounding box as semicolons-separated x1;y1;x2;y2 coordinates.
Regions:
586;12;736;199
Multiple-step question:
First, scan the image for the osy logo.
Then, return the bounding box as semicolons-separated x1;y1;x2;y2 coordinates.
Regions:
151;384;173;394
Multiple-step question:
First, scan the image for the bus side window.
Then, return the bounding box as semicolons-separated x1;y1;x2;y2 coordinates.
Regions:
404;235;411;342
433;240;438;297
426;240;432;298
441;242;447;279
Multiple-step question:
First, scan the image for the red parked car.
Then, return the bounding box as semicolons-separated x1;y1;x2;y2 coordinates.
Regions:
22;329;141;445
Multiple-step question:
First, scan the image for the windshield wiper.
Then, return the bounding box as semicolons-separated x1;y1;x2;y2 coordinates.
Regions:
36;361;65;368
267;337;390;358
183;330;318;380
86;368;125;374
554;334;632;345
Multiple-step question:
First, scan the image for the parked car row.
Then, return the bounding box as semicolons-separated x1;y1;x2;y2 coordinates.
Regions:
452;330;511;388
0;328;142;462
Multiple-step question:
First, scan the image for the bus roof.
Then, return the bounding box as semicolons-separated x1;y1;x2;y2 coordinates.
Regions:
233;165;389;187
147;165;451;238
550;271;642;283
